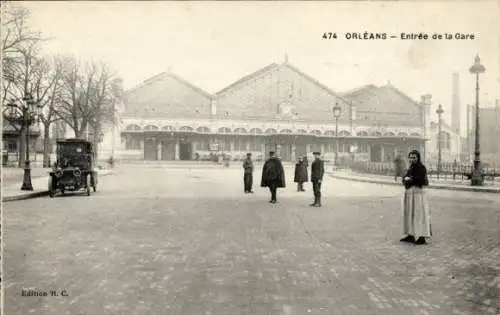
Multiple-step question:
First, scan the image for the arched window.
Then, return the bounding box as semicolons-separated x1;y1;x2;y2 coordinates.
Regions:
144;125;159;131
357;131;369;136
249;128;263;134
180;126;194;132
126;124;141;131
233;128;247;134
397;132;408;137
265;128;277;134
218;127;231;134
373;131;382;137
162;125;175;131
384;131;395;137
310;130;322;136
339;130;351;136
324;130;335;137
196;126;210;133
296;129;307;134
280;129;292;134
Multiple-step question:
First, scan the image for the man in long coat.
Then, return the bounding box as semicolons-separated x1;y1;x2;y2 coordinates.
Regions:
310;151;325;207
294;156;308;192
243;152;254;193
261;151;286;203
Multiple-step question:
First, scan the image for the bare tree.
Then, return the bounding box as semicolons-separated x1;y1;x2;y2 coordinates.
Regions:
2;3;45;167
57;57;122;161
1;4;42;54
33;56;65;167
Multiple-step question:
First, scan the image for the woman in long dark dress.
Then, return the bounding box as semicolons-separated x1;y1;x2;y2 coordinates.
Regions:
294;156;308;192
400;150;431;245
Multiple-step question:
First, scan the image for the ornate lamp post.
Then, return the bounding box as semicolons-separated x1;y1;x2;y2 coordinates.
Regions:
436;104;444;177
332;101;342;166
3;93;43;190
469;55;486;186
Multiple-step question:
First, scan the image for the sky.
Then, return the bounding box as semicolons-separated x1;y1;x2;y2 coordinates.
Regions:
19;1;500;135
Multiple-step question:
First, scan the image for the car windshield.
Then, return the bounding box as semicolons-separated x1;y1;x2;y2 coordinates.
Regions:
56;143;90;168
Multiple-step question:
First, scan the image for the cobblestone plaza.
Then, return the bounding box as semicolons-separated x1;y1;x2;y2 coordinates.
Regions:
3;164;500;315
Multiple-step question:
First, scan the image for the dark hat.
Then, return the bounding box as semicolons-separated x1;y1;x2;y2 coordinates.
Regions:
246;152;252;156
269;151;275;155
313;151;321;155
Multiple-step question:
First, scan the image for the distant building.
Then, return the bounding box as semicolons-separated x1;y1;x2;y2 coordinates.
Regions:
2;120;41;165
112;57;432;163
428;121;462;163
463;100;500;166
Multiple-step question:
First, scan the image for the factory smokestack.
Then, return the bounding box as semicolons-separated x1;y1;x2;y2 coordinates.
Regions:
451;72;461;133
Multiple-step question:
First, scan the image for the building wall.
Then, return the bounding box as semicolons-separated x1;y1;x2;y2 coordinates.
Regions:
428;122;462;163
123;74;212;118
215;63;350;122
465;101;500;165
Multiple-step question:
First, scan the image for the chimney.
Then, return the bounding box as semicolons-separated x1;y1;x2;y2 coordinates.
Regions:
451;72;461;133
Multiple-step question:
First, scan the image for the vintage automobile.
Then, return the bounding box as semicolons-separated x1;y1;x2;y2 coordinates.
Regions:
48;138;98;197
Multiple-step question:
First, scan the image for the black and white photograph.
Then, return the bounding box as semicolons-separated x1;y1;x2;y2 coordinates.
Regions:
1;1;500;314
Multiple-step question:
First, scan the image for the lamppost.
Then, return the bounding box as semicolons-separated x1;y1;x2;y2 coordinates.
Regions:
332;101;341;166
3;93;43;191
436;104;444;177
469;54;486;186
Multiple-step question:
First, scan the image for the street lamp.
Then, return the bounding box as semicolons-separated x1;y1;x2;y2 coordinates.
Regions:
436;104;444;177
3;93;43;190
469;54;486;186
332;101;342;166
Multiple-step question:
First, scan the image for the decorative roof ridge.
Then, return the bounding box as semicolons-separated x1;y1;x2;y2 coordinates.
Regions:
382;84;423;109
215;63;280;96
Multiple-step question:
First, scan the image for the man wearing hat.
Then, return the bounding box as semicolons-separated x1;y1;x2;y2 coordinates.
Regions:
310;151;325;207
243;152;254;193
261;151;286;203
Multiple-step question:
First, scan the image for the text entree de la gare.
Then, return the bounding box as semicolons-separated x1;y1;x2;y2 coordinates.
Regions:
322;32;475;40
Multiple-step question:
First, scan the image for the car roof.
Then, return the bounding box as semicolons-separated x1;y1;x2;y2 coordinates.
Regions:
56;138;93;145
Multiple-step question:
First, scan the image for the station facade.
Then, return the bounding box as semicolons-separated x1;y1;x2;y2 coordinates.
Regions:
117;58;431;163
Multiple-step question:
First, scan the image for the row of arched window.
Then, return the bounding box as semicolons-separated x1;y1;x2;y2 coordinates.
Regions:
125;124;421;137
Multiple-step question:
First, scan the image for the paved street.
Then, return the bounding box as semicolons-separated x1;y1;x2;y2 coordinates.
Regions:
3;164;500;315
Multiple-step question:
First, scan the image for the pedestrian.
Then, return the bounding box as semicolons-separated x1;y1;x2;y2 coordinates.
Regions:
310;151;325;207
400;149;431;245
394;154;405;182
294;156;308;192
243;152;254;193
260;151;286;204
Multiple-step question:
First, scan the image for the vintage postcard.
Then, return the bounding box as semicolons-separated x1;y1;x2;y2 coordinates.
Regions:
1;1;499;314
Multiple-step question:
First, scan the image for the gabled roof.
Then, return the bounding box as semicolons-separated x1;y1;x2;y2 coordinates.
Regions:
215;61;350;103
342;83;422;112
124;71;213;100
283;63;350;103
340;84;377;97
215;63;279;96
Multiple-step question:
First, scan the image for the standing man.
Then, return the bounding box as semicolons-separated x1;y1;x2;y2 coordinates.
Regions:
310;151;325;207
243;152;254;193
261;151;286;203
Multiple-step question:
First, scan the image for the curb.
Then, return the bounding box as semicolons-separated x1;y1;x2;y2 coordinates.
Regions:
329;173;500;194
2;171;114;202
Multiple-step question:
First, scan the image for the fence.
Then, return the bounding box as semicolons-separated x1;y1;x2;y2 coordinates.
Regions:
349;161;499;183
